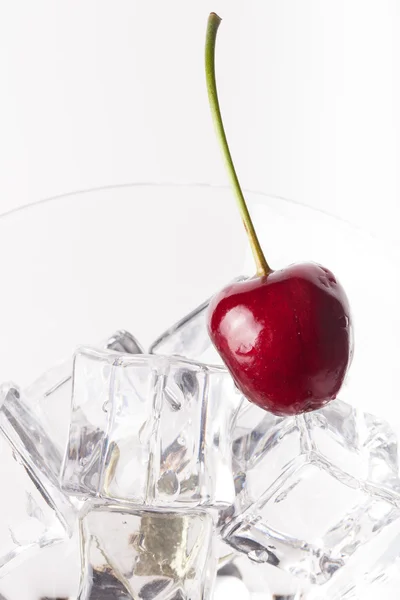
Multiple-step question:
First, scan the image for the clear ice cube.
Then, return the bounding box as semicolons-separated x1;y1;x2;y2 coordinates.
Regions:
23;330;144;461
149;281;245;365
221;398;400;586
105;330;145;355
0;386;70;577
217;544;303;600
149;297;221;365
309;509;400;599
78;502;216;600
337;530;400;600
61;347;243;507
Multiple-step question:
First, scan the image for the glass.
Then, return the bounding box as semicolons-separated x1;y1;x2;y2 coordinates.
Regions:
0;184;398;600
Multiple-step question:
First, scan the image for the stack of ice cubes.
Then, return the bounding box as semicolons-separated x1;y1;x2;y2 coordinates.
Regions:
0;293;399;600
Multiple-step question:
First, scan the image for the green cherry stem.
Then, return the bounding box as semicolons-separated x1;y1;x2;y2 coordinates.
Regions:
205;12;271;278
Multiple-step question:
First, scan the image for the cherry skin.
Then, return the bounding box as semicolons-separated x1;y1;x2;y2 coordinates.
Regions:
207;262;352;416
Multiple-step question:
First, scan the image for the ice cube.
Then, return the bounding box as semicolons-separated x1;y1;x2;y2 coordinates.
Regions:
78;502;216;600
308;509;400;599
105;330;145;355
217;547;303;599
61;347;243;507
149;297;221;364
0;386;71;577
337;531;400;600
221;398;400;586
149;279;245;364
23;330;144;459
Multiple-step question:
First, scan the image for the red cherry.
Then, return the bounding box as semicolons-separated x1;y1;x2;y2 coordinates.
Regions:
204;14;353;414
207;263;352;415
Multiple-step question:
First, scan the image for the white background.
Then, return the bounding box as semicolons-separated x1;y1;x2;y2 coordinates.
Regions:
0;1;399;236
0;2;399;599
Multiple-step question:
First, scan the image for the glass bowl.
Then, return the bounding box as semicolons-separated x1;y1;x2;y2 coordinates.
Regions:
0;183;398;600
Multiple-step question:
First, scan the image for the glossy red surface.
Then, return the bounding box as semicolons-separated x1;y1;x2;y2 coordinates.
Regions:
207;263;352;415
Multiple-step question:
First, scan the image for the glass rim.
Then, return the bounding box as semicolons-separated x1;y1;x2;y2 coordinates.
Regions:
0;180;369;234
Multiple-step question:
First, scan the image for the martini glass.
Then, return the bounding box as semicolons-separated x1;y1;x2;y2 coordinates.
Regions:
0;183;397;600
